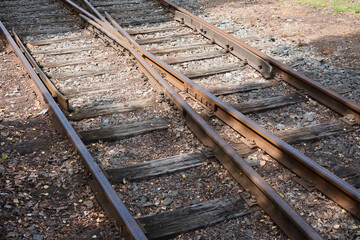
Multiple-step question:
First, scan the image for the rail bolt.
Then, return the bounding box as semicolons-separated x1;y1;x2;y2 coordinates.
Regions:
250;195;257;203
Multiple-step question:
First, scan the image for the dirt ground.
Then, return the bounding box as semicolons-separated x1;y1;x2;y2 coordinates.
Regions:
195;0;360;69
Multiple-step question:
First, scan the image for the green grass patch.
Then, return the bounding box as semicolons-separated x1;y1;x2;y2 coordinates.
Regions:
334;5;348;12
295;0;360;18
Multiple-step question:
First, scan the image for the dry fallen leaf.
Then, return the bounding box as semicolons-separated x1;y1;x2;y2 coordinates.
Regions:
26;43;34;49
51;146;56;153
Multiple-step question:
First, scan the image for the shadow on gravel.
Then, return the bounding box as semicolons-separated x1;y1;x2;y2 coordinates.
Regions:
0;38;7;53
307;32;360;101
309;32;360;69
0;116;56;155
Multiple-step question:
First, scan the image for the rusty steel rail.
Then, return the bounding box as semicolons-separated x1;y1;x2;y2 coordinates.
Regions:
61;1;327;239
108;11;360;219
79;0;273;79
0;21;147;240
158;0;360;124
71;0;360;221
12;31;70;112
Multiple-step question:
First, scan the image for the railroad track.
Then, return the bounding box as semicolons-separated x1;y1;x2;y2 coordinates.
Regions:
1;0;359;239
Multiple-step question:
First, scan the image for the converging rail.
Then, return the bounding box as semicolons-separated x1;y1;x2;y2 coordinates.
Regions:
1;0;359;239
0;22;147;239
63;0;360;237
72;0;360;213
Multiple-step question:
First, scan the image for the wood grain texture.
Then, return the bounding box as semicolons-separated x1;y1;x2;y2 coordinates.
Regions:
106;152;206;182
32;45;101;55
206;81;277;96
79;119;169;143
233;93;304;114
139;197;251;239
51;68;119;80
182;64;244;79
115;17;173;27
62;78;141;98
127;26;179;35
69;98;154;121
276;121;345;143
30;35;94;46
163;51;227;65
149;43;213;55
43;55;115;68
